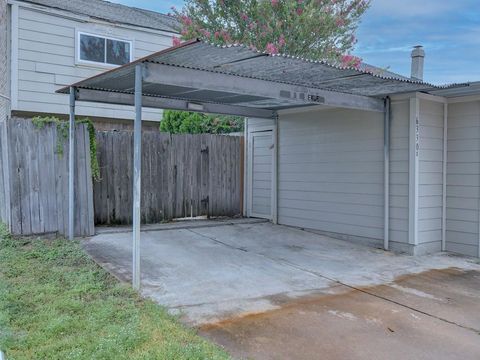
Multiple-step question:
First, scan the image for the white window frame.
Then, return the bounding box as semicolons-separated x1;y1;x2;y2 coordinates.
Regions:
76;31;133;68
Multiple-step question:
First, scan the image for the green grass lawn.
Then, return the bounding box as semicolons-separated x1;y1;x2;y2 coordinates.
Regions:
0;224;230;360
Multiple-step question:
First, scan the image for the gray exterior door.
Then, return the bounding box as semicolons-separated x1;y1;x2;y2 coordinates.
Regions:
248;130;274;219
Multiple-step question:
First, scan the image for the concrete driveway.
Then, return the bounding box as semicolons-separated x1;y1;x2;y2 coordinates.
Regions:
84;219;480;360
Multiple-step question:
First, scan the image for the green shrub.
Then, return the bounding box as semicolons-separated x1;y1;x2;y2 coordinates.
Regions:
160;110;243;134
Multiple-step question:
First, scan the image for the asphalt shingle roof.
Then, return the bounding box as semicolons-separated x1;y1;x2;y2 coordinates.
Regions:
22;0;179;33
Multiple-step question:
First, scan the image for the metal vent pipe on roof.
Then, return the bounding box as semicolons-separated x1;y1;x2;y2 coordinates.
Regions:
411;45;425;81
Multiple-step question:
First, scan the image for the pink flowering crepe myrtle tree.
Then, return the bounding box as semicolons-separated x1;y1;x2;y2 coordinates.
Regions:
171;0;370;69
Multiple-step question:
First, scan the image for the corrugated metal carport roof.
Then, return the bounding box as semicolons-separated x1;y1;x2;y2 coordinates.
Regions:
58;39;452;116
145;41;438;97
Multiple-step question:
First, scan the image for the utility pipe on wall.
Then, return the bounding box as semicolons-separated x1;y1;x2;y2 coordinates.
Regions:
384;97;391;250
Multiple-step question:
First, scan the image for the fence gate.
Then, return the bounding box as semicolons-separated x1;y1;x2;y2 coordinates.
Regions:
93;131;243;225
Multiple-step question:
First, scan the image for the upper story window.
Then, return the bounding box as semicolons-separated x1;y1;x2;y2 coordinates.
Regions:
78;32;132;66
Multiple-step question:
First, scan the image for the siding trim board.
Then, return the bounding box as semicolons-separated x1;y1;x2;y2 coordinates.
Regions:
409;97;420;245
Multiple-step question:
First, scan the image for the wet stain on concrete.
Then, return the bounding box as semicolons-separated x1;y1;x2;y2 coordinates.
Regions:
200;268;480;360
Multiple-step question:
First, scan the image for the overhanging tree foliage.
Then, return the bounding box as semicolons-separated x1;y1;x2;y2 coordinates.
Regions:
162;0;370;133
173;0;370;67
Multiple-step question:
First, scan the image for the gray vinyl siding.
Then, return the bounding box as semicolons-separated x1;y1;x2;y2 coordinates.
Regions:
446;101;480;257
247;118;275;129
277;109;384;240
418;99;444;248
389;99;409;244
15;6;172;121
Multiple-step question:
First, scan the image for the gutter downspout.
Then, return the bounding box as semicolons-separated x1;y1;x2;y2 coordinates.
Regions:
384;97;391;250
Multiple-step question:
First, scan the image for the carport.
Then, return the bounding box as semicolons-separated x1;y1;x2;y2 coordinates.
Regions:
58;39;441;290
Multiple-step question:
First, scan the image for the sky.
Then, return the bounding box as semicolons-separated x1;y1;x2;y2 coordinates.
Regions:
111;0;480;85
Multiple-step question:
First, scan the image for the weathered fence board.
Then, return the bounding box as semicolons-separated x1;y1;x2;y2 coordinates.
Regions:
0;119;7;224
7;119;94;236
93;131;243;225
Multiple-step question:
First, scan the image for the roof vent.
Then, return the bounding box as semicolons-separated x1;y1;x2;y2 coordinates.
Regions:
411;45;425;81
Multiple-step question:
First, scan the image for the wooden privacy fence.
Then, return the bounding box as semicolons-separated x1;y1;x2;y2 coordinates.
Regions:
0;119;8;225
6;119;94;236
94;131;244;225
